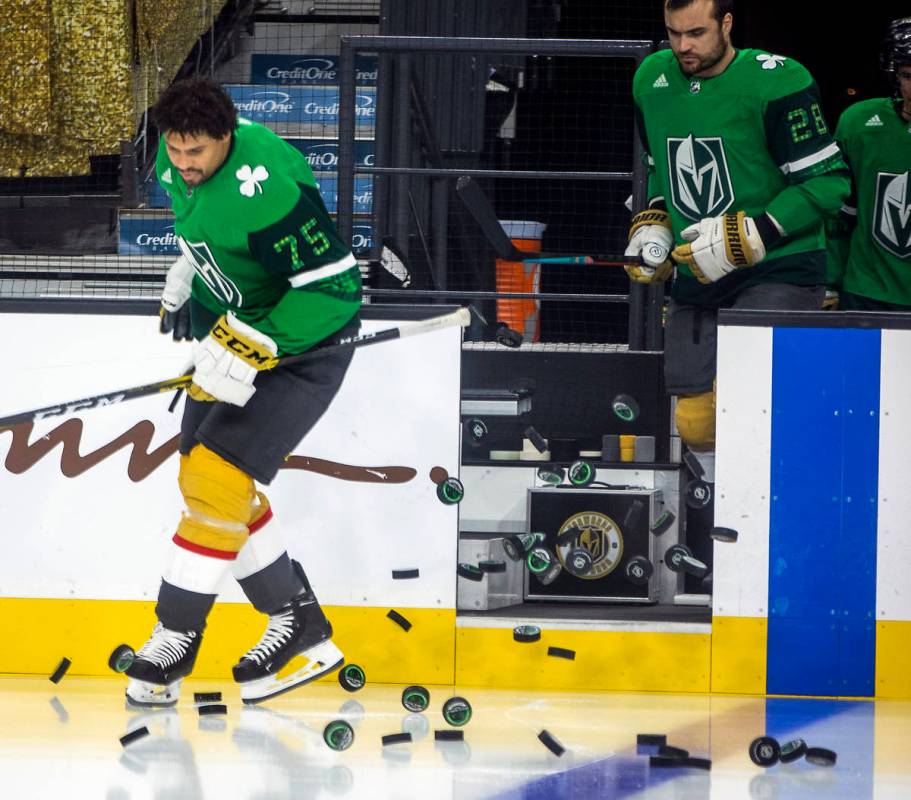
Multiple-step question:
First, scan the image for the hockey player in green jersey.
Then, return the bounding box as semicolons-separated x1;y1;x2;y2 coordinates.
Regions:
125;77;361;706
826;17;911;311
626;0;849;482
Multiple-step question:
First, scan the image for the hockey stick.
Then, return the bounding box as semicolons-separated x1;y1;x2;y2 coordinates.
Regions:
455;176;625;266
0;307;471;428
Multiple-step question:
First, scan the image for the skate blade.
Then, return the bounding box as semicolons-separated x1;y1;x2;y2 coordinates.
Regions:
240;640;344;705
126;678;182;707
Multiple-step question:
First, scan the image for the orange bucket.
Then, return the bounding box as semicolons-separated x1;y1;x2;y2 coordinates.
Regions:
495;220;546;342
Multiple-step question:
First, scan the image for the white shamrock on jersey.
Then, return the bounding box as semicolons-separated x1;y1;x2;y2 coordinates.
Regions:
236;164;269;197
757;54;787;70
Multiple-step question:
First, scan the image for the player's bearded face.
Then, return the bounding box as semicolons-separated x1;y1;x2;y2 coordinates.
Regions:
665;1;733;77
899;65;911;111
164;131;232;188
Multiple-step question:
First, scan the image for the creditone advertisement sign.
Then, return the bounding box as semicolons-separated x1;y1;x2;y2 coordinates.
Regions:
287;138;374;171
225;85;376;126
250;54;378;85
118;214;180;255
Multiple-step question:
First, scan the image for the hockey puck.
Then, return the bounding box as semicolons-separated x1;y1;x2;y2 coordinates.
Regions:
681;449;705;478
435;729;464;742
664;544;693;573
392;569;420;580
527;546;555;574
623;499;646;529
568;459;595;487
119;726;150;747
442;697;472;727
466;418;488;446
478;560;507;573
457;563;484;582
503;532;541;561
684;479;713;509
679;555;709;578
805;747;837;767
778;738;807;763
513;625;542;643
338;663;366;692
710;527;739;543
556;525;583;547
496;323;523;348
108;645;135;674
749;736;781;767
611;393;641;422
49;657;71;684
658;744;689;759
323;720;355;751
538;729;565;756
523;426;548;454
650;510;675;536
387;610;412;631
649;756;711;770
626;556;654;585
194;692;222;703
401;685;431;713
198;704;227;716
565;547;593;577
382;732;413;746
437;477;465;505
537;464;565;485
547;646;576;661
637;733;667;746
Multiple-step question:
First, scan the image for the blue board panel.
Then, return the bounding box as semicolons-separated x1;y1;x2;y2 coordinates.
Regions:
250;54;377;85
118;214;179;255
767;327;879;697
225;85;376;126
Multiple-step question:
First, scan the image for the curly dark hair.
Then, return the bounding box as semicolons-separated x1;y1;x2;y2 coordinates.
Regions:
152;77;237;139
665;0;733;23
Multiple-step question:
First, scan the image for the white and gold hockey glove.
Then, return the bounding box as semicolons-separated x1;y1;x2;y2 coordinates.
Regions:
672;211;768;284
623;209;674;284
190;312;279;407
159;254;195;341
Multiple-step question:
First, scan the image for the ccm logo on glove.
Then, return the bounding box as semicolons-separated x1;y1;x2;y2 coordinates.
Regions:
211;320;277;369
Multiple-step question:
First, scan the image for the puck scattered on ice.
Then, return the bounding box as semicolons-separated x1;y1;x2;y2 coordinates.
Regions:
382;732;413;746
710;527;739;543
556;526;582;546
392;569;420;580
650;755;711;770
442;697;473;727
658;744;689;759
513;625;542;643
338;663;367;692
49;657;71;684
323;720;355;751
436;477;465;505
611;393;640;422
466;418;488;446
496;324;523;348
749;736;781;767
387;610;412;632
435;729;464;742
650;510;675;536
478;560;507;573
526;546;555;574
119;726;149;747
805;747;837;767
194;692;222;703
457;563;484;582
108;645;135;674
401;686;430;713
537;464;565;485
523;426;548;454
684;479;713;509
623;499;646;529
679;555;709;578
565;547;594;577
626;556;654;585
198;704;227;716
779;738;808;763
567;459;595;487
504;533;540;562
664;544;693;573
637;733;667;746
547;646;576;661
681;450;705;478
538;729;565;756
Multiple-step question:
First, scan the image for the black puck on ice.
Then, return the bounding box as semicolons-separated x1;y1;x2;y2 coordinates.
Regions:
681;450;705;478
457;563;484;582
194;692;222;703
49;657;71;684
324;720;355;751
537;464;565;485
679;555;709;578
338;663;367;692
611;393;640;422
392;569;420;580
779;738;808;763
658;744;689;759
401;685;431;713
198;704;227;716
538;729;565;756
556;525;582;546
437;477;465;505
650;510;675;536
749;736;781;767
664;544;693;572
108;645;135;674
684;479;713;509
523;426;548;454
513;625;542;643
565;547;593;577
496;323;523;348
637;733;667;746
466;418;488;446
387;610;412;631
478;560;507;573
626;556;654;585
442;697;473;727
568;459;595;487
119;726;149;747
382;732;413;746
650;755;711;770
805;747;837;767
710;527;739;543
547;646;576;661
435;729;464;742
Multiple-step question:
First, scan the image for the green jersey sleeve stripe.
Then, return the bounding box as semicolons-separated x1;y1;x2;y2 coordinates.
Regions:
841;204;857;216
288;253;357;287
779;142;841;175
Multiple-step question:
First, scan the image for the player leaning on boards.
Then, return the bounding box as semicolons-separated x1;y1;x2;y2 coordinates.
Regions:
125;77;362;706
826;17;911;311
625;0;849;481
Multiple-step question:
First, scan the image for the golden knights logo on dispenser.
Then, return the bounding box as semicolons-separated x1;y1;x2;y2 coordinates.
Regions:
556;512;624;579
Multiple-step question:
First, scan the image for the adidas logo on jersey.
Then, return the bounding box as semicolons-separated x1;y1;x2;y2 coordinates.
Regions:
161;168;172;184
653;73;669;88
865;114;884;127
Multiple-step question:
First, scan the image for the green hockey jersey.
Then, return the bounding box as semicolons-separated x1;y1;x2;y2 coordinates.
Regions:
826;97;911;305
633;48;850;306
157;118;361;354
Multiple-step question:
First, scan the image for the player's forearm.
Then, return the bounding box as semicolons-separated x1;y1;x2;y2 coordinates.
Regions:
764;172;851;238
256;284;361;355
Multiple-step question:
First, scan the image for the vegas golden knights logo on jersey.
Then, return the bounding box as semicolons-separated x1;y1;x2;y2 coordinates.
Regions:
873;171;911;259
667;134;735;221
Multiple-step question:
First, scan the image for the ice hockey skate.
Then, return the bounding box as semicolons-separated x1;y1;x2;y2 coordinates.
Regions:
233;586;344;705
124;622;203;707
